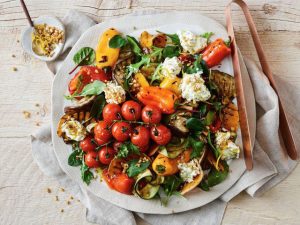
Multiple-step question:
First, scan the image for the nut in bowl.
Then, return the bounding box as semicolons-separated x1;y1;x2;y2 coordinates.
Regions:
21;15;65;62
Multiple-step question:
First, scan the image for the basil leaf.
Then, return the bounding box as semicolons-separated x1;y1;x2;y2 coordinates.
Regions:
117;142;140;158
90;94;106;120
207;161;229;187
79;80;106;96
186;118;205;131
126;159;150;177
162;46;180;58
126;35;142;56
81;159;94;185
68;149;82;166
165;33;180;46
109;35;128;48
73;47;95;66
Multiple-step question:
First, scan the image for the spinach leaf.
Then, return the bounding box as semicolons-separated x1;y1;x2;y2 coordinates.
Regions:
186;118;205;131
117;142;140;158
90;94;106;119
126;159;150;177
165;33;181;46
199;104;207;117
80;160;94;185
207;131;220;158
126;35;142;56
160;175;183;205
184;55;204;74
199;180;210;191
73;47;95;66
162;46;180;58
186;136;205;159
79;80;106;96
207;161;229;187
68;149;82;167
109;35;128;48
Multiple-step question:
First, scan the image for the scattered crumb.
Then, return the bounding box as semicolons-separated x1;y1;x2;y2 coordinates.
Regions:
133;26;137;30
12;54;16;58
67;200;71;205
35;103;40;107
60;209;64;213
36;122;40;126
17;40;20;43
60;187;65;192
12;67;18;71
36;112;40;115
23;111;31;119
70;196;74;200
46;188;51;193
55;196;59;201
77;200;80;202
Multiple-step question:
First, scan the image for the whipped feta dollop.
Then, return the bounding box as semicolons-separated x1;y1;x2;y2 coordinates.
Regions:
160;57;182;79
215;131;240;160
177;30;208;54
178;158;202;183
61;119;86;141
104;81;126;104
180;72;211;103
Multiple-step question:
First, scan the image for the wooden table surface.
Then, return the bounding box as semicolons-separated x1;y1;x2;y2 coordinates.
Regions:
1;0;300;224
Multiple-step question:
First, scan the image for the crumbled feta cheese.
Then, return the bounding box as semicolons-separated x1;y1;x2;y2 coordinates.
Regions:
104;81;126;104
161;57;182;79
61;119;86;141
177;30;208;54
178;158;202;183
180;72;211;103
215;131;240;160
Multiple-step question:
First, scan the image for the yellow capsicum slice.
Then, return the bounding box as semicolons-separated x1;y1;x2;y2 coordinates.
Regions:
134;72;149;87
159;77;182;96
96;28;120;69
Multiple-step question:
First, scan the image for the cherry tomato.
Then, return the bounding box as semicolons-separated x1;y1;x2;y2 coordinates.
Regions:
113;141;123;152
102;169;114;189
80;136;97;153
68;66;110;95
131;126;150;148
210;117;222;133
141;105;162;124
84;151;99;168
102;103;122;124
112;173;135;195
139;144;149;153
94;121;112;145
121;100;142;121
150;125;172;145
98;147;116;165
112;122;132;142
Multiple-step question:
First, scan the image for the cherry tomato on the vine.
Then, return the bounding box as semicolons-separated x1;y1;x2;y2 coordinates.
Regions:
131;126;150;149
80;136;97;153
150;125;172;145
121;100;142;121
98;147;116;165
102;103;122;124
84;151;99;168
94;121;112;145
141;105;162;124
112;121;132;142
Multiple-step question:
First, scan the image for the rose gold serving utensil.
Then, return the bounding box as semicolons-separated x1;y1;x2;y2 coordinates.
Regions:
20;0;34;27
226;0;298;164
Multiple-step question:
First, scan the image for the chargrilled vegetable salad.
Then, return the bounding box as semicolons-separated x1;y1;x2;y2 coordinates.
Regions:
57;28;240;204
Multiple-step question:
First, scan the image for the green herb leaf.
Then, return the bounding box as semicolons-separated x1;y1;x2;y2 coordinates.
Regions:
156;165;166;174
199;180;210;191
162;46;180;58
117;142;140;158
186;118;205;131
79;80;106;96
184;55;204;74
186;136;205;159
158;31;181;46
150;63;162;84
205;111;216;126
73;47;95;66
207;161;229;187
109;35;128;48
126;159;150;177
68;149;82;166
161;175;183;199
126;35;142;56
90;94;106;119
207;131;220;158
201;32;214;40
80;158;94;185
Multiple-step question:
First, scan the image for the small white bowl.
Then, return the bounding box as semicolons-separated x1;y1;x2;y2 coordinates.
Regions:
21;15;65;62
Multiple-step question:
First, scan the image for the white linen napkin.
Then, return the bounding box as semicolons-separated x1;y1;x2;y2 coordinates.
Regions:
31;9;300;225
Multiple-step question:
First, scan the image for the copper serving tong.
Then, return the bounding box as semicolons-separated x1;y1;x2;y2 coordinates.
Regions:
225;0;298;170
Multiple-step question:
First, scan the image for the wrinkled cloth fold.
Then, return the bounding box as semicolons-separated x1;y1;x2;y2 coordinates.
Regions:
31;9;300;225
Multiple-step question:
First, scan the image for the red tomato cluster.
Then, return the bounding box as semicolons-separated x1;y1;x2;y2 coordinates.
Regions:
79;100;172;195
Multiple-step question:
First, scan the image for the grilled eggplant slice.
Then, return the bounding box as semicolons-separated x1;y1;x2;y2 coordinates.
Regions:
113;48;134;86
222;102;239;132
210;70;236;99
165;111;192;137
